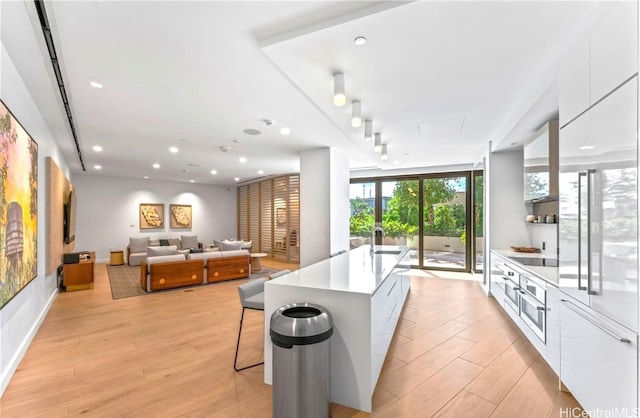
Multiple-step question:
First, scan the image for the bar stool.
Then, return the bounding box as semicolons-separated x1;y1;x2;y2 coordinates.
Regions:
234;278;266;371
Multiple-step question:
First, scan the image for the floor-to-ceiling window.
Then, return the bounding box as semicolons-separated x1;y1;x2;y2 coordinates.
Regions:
381;179;419;248
422;174;469;271
350;171;482;272
349;181;376;248
472;170;484;273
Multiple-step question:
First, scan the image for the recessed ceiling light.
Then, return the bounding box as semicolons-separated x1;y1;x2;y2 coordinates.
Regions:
153;163;160;169
280;127;290;135
239;157;247;163
89;81;103;88
233;139;240;144
243;128;261;135
354;36;367;46
258;170;264;175
190;179;194;183
144;176;149;179
393;160;400;165
210;169;218;175
94;164;102;170
92;145;103;152
169;146;179;153
580;145;595;150
510;142;519;146
234;177;240;182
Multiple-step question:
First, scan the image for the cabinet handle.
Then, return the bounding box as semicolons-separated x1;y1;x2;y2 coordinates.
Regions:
577;172;587;291
561;299;631;344
387;280;397;297
586;169;597;295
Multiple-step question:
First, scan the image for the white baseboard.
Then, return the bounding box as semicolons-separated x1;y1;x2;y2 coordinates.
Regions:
0;288;58;396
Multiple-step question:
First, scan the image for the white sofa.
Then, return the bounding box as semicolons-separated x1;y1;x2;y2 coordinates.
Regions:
127;235;201;266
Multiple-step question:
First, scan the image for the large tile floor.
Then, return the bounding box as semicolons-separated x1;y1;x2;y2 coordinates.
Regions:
0;260;582;417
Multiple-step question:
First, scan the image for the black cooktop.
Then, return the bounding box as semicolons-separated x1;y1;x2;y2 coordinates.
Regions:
509;256;558;267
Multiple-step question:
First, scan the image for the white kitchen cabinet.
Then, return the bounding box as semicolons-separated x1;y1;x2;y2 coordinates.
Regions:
545;285;560;375
559;39;590;126
590;1;638;104
560;297;638;413
559;1;638;127
264;246;411;412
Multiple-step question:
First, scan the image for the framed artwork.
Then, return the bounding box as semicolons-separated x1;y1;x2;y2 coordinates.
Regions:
139;203;164;229
276;207;287;227
0;100;38;309
170;204;192;228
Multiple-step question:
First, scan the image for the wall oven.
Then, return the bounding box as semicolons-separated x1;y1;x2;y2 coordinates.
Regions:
519;274;547;343
495;263;520;313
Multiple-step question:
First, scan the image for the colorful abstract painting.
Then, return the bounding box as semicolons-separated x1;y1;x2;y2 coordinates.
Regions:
0;100;38;309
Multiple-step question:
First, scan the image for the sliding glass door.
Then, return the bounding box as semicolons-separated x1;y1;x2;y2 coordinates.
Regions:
422;175;469;271
350;170;481;273
349;182;376;249
381;179;419;249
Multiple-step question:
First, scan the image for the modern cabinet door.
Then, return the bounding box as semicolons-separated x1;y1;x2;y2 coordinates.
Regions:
559;38;590;126
560;297;638;413
590;1;638;104
545;286;560;375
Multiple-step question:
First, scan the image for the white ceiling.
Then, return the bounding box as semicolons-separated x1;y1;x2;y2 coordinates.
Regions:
12;1;612;185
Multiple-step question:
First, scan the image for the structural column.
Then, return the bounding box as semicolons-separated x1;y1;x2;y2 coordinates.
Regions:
299;147;349;267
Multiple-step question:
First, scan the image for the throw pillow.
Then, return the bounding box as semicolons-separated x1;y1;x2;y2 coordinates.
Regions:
181;235;199;250
220;240;244;251
130;237;149;253
168;238;180;247
159;239;170;246
147;245;178;257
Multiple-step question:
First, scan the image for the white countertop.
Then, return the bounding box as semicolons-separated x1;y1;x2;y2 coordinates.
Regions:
269;245;409;295
492;249;559;286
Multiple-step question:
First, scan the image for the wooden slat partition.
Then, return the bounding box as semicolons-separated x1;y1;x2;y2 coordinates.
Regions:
237;174;299;261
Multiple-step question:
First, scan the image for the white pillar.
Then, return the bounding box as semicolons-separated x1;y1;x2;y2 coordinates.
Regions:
300;147;349;267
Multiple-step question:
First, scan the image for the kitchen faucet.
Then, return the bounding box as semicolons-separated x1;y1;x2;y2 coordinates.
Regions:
370;223;385;254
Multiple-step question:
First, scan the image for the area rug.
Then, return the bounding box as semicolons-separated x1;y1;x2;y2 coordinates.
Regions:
107;265;280;300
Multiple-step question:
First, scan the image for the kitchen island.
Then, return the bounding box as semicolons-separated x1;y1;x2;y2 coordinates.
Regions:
263;245;410;412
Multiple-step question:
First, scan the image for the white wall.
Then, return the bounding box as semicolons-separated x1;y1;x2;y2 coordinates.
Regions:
0;2;72;395
487;149;529;251
72;173;237;262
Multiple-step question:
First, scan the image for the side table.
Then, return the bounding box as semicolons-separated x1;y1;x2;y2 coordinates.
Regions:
250;253;268;273
109;250;124;266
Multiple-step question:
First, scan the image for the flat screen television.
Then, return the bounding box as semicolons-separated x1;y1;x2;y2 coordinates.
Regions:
63;189;77;245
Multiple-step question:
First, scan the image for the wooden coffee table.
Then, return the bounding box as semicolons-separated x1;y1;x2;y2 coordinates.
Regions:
250;253;268;272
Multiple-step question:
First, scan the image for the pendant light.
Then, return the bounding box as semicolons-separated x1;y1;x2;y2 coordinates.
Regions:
374;133;382;152
351;101;362;127
364;120;372;141
381;144;388;160
333;73;345;107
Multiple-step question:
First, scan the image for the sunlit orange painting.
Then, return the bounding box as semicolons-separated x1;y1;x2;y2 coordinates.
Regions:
0;101;38;309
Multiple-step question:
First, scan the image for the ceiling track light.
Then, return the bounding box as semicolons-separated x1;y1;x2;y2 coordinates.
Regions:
381;144;388;160
333;73;345;107
374;133;382;152
364;120;372;141
351;100;362;127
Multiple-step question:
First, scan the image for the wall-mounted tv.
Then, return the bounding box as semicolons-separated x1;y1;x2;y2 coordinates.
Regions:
63;189;77;245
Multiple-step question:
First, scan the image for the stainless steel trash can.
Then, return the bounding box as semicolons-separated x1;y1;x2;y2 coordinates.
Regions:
270;302;333;418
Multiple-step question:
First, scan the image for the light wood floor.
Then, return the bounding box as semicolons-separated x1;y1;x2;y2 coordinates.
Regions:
0;258;582;417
